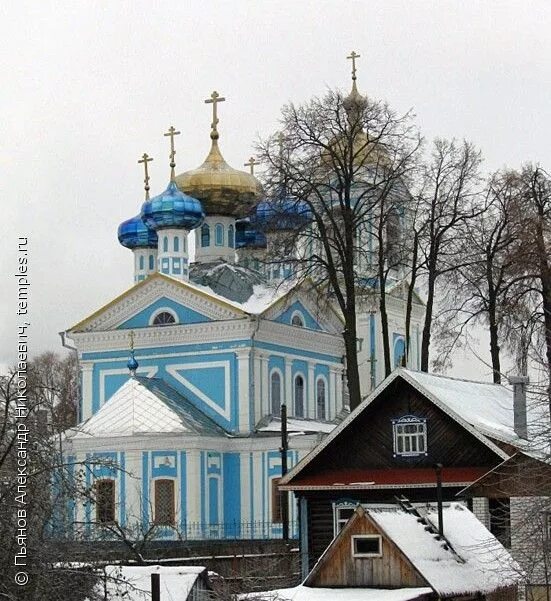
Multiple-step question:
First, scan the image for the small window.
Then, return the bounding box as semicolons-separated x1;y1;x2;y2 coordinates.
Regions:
95;479;115;524
271;371;281;417
316;378;327;420
271;478;282;523
154;479;175;525
294;375;304;418
215;223;224;246
173;236;179;252
152;311;177;326
228;224;235;248
392;416;427;457
334;504;356;535
139;255;145;270
352;535;382;558
149;254;155;270
163;236;168;252
291;312;305;328
201;224;210;247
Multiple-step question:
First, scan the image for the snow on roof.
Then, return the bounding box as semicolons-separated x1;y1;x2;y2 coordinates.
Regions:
69;377;226;439
95;565;206;601
370;503;521;597
403;369;520;445
243;585;432;601
257;416;336;435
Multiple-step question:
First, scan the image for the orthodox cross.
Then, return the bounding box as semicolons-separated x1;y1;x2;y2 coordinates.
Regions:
129;330;135;352
164;126;181;181
244;156;257;175
138;153;153;200
347;50;360;82
205;90;225;139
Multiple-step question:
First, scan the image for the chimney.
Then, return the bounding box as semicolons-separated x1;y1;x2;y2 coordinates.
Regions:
509;375;529;439
151;573;160;601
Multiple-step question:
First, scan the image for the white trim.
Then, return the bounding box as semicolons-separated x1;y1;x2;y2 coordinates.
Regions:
351;534;382;558
293;372;306;418
166;361;231;421
290;310;305;328
148;307;179;326
269;367;284;416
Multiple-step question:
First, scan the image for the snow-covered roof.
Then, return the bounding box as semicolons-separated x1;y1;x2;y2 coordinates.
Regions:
69;377;227;439
369;503;521;597
94;565;206;601
256;416;337;435
244;586;432;600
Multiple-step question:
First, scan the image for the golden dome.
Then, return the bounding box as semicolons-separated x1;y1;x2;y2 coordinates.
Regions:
175;139;262;217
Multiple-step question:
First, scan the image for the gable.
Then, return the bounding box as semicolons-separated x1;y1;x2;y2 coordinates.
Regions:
68;272;244;333
285;377;505;487
273;300;322;330
117;296;211;329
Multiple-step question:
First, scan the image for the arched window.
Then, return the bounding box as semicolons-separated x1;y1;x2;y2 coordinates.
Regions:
95;479;115;524
139;255;145;270
294;375;304;418
201;224;210;247
393;336;406;368
270;371;281;417
291;312;305;328
152;311;177;326
316;378;327;420
154;479;175;525
173;236;179;252
215;223;224;246
163;236;168;252
149;254;155;270
228;224;235;248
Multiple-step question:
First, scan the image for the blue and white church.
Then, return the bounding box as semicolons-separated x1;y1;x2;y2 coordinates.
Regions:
61;73;425;540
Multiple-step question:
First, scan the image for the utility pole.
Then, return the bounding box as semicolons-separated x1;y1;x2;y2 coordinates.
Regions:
280;402;289;541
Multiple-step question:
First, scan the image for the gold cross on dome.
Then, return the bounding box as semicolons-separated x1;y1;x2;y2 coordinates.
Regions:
163;126;181;181
138;153;153;200
205;90;226;139
244;156;257;175
347;50;360;81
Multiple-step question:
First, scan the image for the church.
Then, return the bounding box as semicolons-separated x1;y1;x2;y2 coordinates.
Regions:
61;59;425;540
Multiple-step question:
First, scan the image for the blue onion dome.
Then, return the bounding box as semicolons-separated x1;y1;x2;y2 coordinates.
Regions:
141;181;205;231
254;195;311;232
235;218;267;249
118;214;158;249
127;351;139;375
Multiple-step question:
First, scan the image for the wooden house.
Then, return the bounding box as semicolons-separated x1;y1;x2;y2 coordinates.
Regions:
298;503;520;600
279;368;529;574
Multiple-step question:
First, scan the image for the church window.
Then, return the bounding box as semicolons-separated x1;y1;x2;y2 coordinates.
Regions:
316;377;327;420
201;224;210;247
291;311;305;328
352;535;382;558
228;224;235;248
393;335;406;368
152;310;177;326
154;479;175;525
149;254;155;270
139;255;145;270
95;479;115;524
215;223;224;246
163;236;168;252
294;374;305;418
392;415;427;457
173;236;179;252
270;370;282;416
271;477;282;523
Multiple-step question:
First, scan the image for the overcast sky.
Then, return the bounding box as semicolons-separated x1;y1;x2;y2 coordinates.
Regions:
2;1;550;378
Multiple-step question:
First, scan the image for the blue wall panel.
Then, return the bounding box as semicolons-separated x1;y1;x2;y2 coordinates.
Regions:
273;300;322;330
223;453;241;537
118;296;212;329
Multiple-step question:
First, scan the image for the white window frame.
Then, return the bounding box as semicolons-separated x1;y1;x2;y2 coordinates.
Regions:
149;307;179;326
392;415;427;457
351;534;382;558
291;311;305;328
294;372;305;418
333;501;357;536
270;368;283;417
316;375;328;420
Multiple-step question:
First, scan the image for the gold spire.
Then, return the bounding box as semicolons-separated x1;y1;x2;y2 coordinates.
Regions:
138;153;153;200
244;156;257;175
347;50;360;83
164;126;181;182
129;329;135;351
344;50;367;123
204;90;226;140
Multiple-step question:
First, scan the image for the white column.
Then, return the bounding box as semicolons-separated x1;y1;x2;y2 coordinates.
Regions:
124;449;142;529
307;363;315;419
80;363;94;421
284;357;293;412
253;351;262;426
186;450;202;527
236;349;251;433
335;366;344;413
261;354;269;417
329;366;338;420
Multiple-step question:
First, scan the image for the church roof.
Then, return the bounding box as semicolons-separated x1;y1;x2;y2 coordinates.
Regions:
69;377;227;438
189;260;266;303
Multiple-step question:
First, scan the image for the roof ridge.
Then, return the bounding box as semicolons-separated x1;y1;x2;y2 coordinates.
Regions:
403;368;508;389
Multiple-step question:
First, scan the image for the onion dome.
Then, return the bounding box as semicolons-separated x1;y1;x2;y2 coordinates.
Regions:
174;90;262;217
118;214;158;249
254;194;311;232
235;218;267;249
127;351;139;377
141;181;205;231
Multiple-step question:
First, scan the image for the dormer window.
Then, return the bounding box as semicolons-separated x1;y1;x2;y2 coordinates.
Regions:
151;310;177;326
291;311;305;328
392;415;427;457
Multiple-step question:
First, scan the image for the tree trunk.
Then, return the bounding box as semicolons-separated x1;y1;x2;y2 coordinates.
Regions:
343;314;362;411
421;270;436;372
404;231;419;367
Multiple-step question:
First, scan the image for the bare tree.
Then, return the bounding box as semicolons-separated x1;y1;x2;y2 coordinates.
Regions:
257;86;420;408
